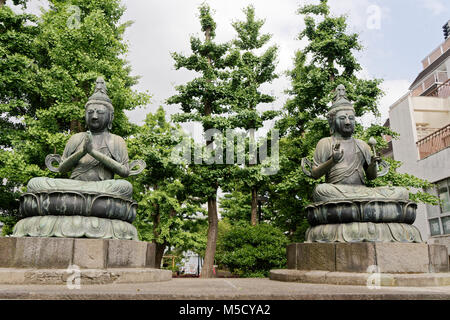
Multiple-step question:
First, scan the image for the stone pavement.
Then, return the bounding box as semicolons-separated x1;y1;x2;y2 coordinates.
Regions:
0;278;450;300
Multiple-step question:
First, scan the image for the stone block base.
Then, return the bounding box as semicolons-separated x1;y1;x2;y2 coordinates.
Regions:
0;237;158;269
269;269;450;287
428;235;450;258
286;242;449;273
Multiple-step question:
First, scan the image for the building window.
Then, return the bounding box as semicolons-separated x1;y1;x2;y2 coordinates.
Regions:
428;178;450;237
442;217;450;235
429;218;441;236
437;180;450;214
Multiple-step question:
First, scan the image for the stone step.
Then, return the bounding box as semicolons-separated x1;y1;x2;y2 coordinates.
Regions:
270;269;450;287
0;268;172;285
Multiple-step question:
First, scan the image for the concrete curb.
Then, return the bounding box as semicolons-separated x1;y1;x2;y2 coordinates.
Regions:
0;278;449;300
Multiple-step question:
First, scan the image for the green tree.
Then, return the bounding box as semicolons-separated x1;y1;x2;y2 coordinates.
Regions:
278;0;383;136
225;5;279;225
127;106;205;268
0;0;150;231
0;4;41;226
0;0;27;8
167;4;237;278
219;190;251;222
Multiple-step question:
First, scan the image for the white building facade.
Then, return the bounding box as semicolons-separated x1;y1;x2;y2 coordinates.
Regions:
388;30;450;246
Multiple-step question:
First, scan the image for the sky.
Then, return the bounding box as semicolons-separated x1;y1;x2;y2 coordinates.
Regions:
14;0;450;137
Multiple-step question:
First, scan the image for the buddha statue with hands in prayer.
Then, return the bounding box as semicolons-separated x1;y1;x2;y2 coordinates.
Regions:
14;77;144;240
27;77;134;199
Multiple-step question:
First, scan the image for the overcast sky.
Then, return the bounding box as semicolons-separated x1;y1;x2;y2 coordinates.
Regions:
16;0;450;137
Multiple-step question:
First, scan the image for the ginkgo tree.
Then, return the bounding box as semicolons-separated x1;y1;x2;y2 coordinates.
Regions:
224;5;279;226
167;3;238;278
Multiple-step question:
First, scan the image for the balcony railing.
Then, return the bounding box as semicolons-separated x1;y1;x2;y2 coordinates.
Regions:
417;123;450;159
412;72;448;97
416;126;442;140
427;78;450;98
421;37;450;69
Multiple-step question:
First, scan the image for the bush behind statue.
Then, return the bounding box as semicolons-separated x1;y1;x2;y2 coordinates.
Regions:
216;222;288;278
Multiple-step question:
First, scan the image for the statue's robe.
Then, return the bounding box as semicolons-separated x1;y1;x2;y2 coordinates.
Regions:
312;137;408;202
27;132;133;199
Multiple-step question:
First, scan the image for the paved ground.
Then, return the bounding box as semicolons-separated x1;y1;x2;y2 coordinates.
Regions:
1;278;450;300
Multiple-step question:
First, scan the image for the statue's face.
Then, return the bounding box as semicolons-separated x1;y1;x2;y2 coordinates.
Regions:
337;85;345;96
334;109;355;138
86;104;110;132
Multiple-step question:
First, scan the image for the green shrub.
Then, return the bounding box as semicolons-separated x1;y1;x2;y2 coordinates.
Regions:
216;222;289;277
0;215;18;236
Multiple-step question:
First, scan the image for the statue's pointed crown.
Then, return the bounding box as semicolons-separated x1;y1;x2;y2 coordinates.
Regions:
85;77;114;111
328;84;355;116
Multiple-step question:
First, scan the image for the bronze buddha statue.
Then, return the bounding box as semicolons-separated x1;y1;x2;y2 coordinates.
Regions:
301;85;422;243
13;78;145;240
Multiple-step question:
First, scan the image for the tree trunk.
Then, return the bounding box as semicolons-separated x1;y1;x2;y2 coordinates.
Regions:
328;59;335;82
200;196;218;278
251;187;258;226
152;204;163;268
248;127;258;225
70;119;82;133
151;186;163;268
154;242;167;269
0;0;5;8
199;25;219;279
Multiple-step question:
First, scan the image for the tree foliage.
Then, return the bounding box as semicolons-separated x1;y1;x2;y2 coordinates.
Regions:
215;221;288;277
127;106;205;266
220;190;252;222
229;5;278;130
277;0;383;137
222;5;279;225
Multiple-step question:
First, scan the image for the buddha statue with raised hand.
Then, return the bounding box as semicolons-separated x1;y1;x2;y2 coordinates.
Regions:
14;77;146;240
301;85;422;243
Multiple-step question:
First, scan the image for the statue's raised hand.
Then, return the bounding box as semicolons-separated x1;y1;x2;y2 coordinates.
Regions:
332;143;344;163
371;154;382;164
80;133;89;155
85;131;94;154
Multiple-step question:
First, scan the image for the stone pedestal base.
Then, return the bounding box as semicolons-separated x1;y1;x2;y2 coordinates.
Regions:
270;242;450;287
286;242;449;273
0;237;171;284
428;235;450;257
